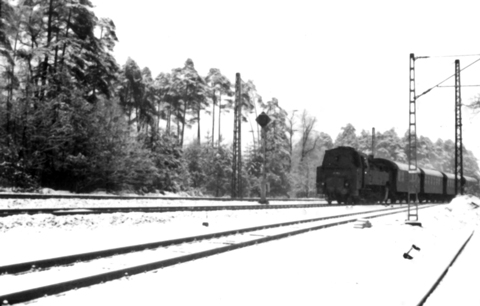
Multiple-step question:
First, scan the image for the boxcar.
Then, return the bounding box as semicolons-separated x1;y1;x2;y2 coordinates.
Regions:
463;175;479;194
442;172;456;200
463;176;477;188
419;168;444;202
373;158;420;203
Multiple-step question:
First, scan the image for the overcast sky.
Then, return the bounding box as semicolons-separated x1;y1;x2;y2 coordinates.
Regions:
93;0;480;160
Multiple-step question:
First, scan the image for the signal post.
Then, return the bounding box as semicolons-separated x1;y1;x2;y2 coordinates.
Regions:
256;112;271;204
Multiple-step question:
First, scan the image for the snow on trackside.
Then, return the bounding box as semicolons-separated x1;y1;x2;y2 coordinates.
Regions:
424;205;480;305
0;205;373;265
0;197;321;209
0;187;322;207
2;195;480;306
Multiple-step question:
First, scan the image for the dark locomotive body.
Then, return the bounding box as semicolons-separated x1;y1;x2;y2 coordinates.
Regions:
316;147;389;204
316;146;478;204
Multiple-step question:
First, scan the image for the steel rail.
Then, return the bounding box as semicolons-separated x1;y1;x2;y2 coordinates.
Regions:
0;205;437;304
416;230;475;306
0;205;427;274
1;202;444;217
0;193;321;201
0;203;331;217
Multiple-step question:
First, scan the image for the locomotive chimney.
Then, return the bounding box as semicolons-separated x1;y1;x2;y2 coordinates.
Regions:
371;127;375;156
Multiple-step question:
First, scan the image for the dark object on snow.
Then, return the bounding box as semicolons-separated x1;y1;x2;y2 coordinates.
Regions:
403;253;413;260
470;202;479;209
405;220;423;227
403;244;421;260
202;222;209;227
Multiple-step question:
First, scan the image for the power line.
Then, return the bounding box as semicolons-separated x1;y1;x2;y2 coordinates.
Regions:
416;57;480;99
417;54;480;59
437;85;480;88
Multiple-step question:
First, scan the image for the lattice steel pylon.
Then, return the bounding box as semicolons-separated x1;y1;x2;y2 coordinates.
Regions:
231;73;242;198
407;53;419;222
454;60;464;195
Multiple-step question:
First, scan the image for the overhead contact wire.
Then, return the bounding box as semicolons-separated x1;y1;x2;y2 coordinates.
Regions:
416;57;480;99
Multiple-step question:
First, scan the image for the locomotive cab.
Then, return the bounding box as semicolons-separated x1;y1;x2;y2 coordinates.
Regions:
316;147;366;204
317;146;390;204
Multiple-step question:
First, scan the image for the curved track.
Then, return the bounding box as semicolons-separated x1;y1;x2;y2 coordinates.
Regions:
0;204;436;304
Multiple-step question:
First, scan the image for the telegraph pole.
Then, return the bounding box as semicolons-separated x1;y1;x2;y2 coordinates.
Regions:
407;53;420;225
231;73;242;198
371;127;375;156
405;53;480;204
454;60;464;195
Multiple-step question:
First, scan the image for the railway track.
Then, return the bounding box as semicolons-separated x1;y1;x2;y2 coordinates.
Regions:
0;204;436;305
0;203;330;217
0;193;321;201
0;195;438;217
0;194;331;217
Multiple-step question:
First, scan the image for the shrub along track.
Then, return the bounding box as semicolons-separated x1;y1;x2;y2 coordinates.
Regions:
0;204;437;304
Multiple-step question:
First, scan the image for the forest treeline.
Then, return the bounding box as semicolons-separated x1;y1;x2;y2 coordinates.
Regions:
0;0;479;196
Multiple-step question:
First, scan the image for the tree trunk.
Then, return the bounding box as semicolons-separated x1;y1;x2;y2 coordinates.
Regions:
2;0;8;134
197;103;200;144
211;90;216;146
218;97;221;144
288;128;293;171
136;107;140;132
253;99;260;147
305;167;310;197
40;0;54;100
60;6;72;70
156;100;160;133
6;24;22;137
127;86;132;125
249;121;256;150
167;104;171;134
181;100;187;146
53;30;59;74
176;103;180;143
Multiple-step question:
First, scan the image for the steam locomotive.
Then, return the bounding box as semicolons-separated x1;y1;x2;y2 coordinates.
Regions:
316;146;478;204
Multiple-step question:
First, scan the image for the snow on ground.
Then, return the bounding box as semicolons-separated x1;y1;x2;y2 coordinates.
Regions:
2;195;480;306
423;196;480;306
423;227;480;306
0;196;322;209
0;205;372;265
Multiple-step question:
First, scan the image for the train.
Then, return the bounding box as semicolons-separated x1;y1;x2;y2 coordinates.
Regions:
316;146;478;204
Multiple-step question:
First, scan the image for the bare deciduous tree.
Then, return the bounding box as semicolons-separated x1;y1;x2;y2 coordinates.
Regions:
286;110;298;171
299;110;319;162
